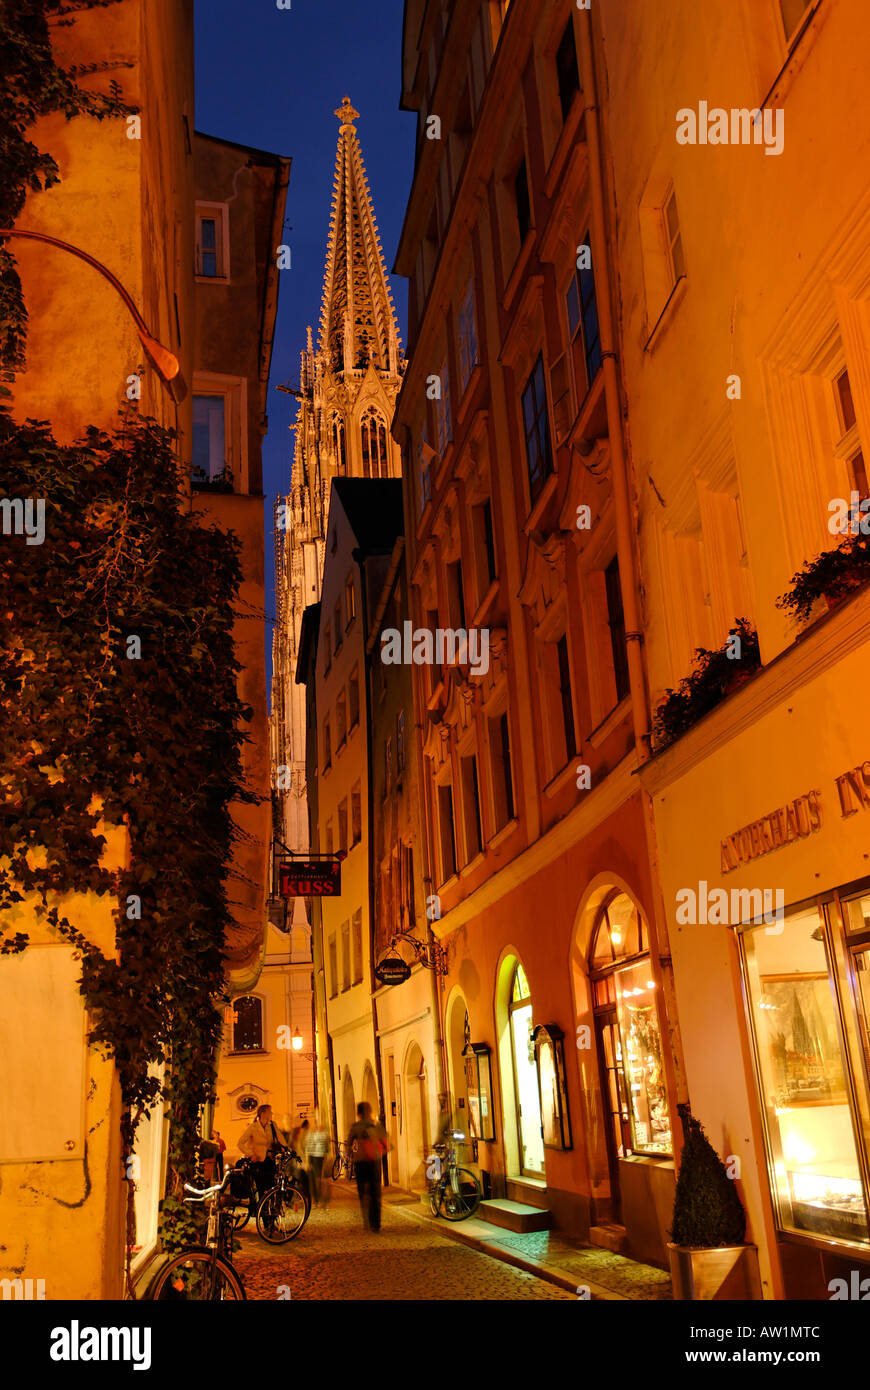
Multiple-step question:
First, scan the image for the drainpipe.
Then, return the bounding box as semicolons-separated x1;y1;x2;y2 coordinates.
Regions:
575;19;650;762
576;12;689;1125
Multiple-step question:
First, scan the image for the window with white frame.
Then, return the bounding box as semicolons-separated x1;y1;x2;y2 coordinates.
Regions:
191;374;247;491
195;203;229;279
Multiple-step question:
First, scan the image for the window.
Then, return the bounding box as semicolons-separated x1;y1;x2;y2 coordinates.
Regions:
481;498;496;586
489;711;515;832
663;188;685;287
328;934;338;998
192;396;226;483
345;573;356;625
336;690;347;747
361;406;389;478
514;158;531;243
522;354;554;501
834;367;867;500
324;623;331;673
604;556;630;703
779;0;813;43
333;604;341;653
590;894;671;1158
323;719;332;770
742;894;870;1245
509;960;545;1174
460;753;483;861
352;910;363;984
351;782;361;846
324;821;334;855
385;736;393;790
556;19;580;121
418;429;435;513
427;605;442;690
333;414;347;473
338;799;348;854
435;359;452;457
195;204;228;279
556;635;577;762
349;667;360;727
341;920;350;991
458;278;479;395
397;709;406;772
437;782;457;882
566;232;602;397
447;560;466;634
231;996;263;1052
405;844;416;924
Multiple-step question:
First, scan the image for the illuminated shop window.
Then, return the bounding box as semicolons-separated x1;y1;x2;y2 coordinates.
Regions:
742;899;870;1245
590;893;672;1157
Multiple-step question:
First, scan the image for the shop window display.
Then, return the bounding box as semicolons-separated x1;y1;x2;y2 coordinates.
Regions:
590;893;672;1156
742;903;870;1244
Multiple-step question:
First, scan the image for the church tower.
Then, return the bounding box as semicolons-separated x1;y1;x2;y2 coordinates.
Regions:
271;98;404;864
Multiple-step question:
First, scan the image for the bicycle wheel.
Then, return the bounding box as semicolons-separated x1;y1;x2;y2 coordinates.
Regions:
428;1183;442;1218
440;1168;481;1221
256;1185;310;1243
148;1247;246;1300
331;1155;343;1181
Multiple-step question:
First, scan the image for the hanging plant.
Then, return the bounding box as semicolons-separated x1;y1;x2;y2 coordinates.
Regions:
776;531;870;623
651;618;760;753
0;407;256;1284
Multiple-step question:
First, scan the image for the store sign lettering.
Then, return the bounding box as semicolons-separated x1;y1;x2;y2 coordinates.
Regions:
720;791;821;874
720;756;870;873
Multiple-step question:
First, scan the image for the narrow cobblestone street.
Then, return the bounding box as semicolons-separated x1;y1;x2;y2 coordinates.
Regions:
233;1187;575;1301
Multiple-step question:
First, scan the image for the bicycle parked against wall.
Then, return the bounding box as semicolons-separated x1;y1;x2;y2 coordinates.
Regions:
331;1139;355;1181
147;1169;246;1300
256;1147;311;1244
428;1132;482;1222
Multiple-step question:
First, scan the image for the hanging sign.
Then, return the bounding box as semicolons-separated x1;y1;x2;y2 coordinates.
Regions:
279;860;341;898
374;956;412;986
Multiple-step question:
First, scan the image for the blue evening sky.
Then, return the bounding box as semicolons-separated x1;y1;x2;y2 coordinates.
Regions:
194;0;414;690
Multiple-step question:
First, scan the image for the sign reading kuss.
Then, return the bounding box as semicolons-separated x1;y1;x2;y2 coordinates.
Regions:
279;860;341;897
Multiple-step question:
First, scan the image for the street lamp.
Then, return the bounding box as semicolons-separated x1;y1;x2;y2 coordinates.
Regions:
291;1029;317;1061
0;228;186;401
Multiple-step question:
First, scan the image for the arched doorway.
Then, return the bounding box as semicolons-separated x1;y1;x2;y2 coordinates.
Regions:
445;988;471;1125
588;890;672;1221
361;1063;378;1117
342;1069;355;1139
402;1041;429;1189
496;952;544;1178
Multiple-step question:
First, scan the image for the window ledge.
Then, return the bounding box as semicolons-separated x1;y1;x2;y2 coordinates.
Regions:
487;817;519;851
225;1049;268;1058
459;850;485;880
504;229;537;309
523;470;559;534
471;578;499;630
643;275;688;355
543;95;586;201
587;696;632;750
543;760;578;800
435;439;456;492
436;871;460;895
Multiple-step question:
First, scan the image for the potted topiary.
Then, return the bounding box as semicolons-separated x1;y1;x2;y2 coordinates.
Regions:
668;1103;761;1300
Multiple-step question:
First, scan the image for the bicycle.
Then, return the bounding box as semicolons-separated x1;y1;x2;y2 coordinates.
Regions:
147;1169;246;1300
224;1156;257;1231
331;1140;355;1181
428;1132;482;1221
256;1147;312;1244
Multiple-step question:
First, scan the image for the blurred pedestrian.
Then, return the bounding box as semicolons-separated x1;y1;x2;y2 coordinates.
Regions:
212;1130;226;1181
304;1111;330;1207
346;1102;389;1232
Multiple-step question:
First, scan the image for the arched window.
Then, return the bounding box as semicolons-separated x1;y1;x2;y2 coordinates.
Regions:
590;893;671;1173
231;995;263;1052
508;960;544;1175
360;405;389;478
332;413;347;474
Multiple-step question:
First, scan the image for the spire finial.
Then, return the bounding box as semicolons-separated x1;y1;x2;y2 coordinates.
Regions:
335;96;359;131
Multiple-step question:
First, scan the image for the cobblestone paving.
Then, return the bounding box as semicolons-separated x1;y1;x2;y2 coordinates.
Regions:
233;1188;575;1301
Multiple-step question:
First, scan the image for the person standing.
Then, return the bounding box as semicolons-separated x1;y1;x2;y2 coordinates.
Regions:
238;1104;286;1198
346;1102;389;1233
304;1112;330;1207
212;1130;226;1181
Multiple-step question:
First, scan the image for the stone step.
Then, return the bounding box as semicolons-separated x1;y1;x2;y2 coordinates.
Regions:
478;1199;552;1233
589;1223;629;1253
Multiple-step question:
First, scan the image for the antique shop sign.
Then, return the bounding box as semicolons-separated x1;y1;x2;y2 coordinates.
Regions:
720;756;870;873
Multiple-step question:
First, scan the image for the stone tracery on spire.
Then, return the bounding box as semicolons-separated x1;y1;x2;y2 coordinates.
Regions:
318;96;402;376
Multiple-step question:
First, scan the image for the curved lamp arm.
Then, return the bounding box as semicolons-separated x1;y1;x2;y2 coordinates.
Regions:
0;228;185;399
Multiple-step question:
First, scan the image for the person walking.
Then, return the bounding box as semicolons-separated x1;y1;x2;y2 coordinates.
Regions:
238;1104;286;1200
346;1101;389;1233
304;1112;330;1207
